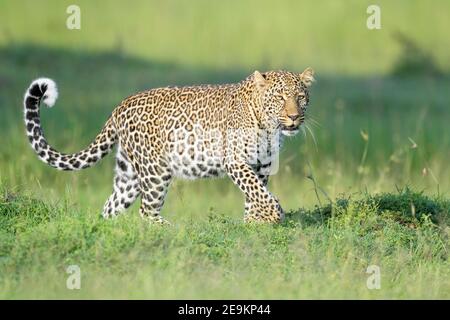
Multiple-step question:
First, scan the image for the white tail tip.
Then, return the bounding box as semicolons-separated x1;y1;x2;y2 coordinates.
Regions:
30;78;58;107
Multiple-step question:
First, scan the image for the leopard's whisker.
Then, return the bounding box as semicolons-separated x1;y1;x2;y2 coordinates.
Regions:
305;122;318;151
301;125;307;139
306;115;321;128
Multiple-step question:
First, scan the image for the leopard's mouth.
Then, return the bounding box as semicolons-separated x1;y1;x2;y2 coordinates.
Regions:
281;125;299;136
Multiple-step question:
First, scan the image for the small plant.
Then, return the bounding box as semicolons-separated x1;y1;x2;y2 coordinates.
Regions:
288;187;448;228
365;188;446;225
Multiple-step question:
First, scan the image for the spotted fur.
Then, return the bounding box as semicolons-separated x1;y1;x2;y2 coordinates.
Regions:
23;69;314;223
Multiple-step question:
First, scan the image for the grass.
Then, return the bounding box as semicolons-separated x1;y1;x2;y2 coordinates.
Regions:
0;185;448;299
0;0;449;299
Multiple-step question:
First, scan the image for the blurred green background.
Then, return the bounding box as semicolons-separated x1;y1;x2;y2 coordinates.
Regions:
1;0;449;217
0;0;449;299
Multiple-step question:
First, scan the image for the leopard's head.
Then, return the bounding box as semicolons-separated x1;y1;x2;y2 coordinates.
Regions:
252;68;315;136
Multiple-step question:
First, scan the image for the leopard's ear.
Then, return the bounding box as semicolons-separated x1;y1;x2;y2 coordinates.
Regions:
300;67;315;87
253;70;267;92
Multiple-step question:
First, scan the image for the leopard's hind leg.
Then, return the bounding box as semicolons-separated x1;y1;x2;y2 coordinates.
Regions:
102;147;140;218
138;158;173;225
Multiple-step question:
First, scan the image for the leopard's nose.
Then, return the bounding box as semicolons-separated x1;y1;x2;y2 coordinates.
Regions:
288;114;300;121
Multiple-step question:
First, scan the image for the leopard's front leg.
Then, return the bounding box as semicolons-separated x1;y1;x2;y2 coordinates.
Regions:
244;166;275;222
225;163;284;223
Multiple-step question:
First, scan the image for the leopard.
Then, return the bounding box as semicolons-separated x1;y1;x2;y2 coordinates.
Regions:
23;68;314;224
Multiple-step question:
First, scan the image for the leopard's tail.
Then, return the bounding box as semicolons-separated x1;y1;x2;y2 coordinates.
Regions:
23;78;117;171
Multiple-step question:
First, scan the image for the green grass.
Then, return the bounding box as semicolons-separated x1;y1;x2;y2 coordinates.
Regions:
0;186;448;299
0;0;449;299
